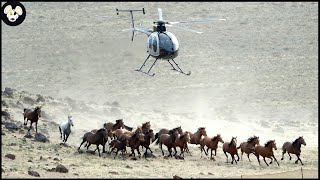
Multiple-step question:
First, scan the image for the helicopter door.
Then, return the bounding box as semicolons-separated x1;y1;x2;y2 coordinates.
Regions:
147;33;159;57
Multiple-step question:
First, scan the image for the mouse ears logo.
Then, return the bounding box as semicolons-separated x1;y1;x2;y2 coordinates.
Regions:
1;1;26;26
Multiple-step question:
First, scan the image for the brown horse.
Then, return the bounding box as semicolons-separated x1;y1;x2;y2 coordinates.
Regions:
187;127;207;145
78;128;108;157
112;128;132;139
200;134;224;159
127;129;145;158
87;128;113;151
255;140;279;166
109;138;127;159
157;129;179;157
140;129;156;158
281;136;306;165
175;132;191;157
23;106;42;134
237;135;260;162
153;126;183;144
222;136;239;164
103;119;124;131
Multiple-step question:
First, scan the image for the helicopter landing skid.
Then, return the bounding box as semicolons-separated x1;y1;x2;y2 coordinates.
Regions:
135;55;158;76
168;59;191;76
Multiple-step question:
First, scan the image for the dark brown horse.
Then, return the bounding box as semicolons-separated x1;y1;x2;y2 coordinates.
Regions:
200;134;224;159
86;128;113;151
110;138;127;159
237;135;260;162
153;126;183;144
23;106;42;134
187;127;207;145
78;128;108;157
157;129;179;157
222;136;239;164
255;140;279;166
175;132;191;157
281;136;306;165
141;121;151;134
104;119;124;131
127;129;145;158
140;129;155;158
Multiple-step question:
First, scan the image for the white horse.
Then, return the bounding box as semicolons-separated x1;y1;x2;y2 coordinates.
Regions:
59;115;74;143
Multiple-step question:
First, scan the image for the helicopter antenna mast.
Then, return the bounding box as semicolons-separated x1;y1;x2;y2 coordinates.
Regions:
116;8;145;41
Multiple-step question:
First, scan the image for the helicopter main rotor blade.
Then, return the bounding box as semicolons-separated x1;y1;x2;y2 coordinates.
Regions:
167;18;226;25
170;25;203;34
158;8;163;21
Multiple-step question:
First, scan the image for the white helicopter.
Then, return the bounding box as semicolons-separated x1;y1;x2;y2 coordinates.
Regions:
116;8;225;76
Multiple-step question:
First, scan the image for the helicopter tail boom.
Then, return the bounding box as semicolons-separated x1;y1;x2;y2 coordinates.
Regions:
116;8;145;41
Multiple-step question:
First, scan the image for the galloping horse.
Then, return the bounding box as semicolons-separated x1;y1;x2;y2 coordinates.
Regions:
104;119;124;131
157;129;179;157
281;136;306;165
175;132;191;157
78;128;108;157
200;134;224;159
255;140;279;166
153;126;183;144
59;115;74;144
237;135;260;162
222;136;239;164
127;129;145;158
23;106;42;134
187;127;207;145
140;129;155;158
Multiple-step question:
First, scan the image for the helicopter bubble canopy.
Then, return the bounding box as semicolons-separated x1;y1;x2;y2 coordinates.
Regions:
147;32;179;59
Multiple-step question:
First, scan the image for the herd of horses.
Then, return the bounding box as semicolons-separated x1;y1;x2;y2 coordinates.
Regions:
22;106;307;166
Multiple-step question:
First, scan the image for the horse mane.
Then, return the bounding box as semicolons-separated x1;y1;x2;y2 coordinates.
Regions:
247;136;256;143
113;119;123;128
212;135;219;141
265;140;274;147
198;127;205;131
292;137;302;146
96;128;105;134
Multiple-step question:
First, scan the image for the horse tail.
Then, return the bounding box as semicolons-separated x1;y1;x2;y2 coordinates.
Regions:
237;145;241;149
23;108;28;112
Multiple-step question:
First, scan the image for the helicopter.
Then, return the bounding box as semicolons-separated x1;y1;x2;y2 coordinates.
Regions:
116;8;225;76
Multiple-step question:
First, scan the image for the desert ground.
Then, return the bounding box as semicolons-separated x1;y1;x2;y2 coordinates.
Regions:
1;2;318;179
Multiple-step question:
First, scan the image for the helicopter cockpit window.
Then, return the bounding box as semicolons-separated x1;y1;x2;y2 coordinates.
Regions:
152;36;157;52
148;37;152;49
158;33;173;52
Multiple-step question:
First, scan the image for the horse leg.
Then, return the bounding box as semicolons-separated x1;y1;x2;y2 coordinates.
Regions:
269;157;273;164
114;149;119;159
236;152;240;161
167;147;172;157
210;149;215;160
281;149;286;160
160;144;164;156
35;121;38;134
96;145;101;157
224;151;228;163
263;157;269;166
288;153;292;160
78;139;86;151
173;146;177;156
241;151;244;161
231;154;235;164
247;153;251;162
28;121;33;133
295;154;302;165
272;155;280;166
214;149;217;156
59;127;62;140
137;148;141;158
256;154;261;166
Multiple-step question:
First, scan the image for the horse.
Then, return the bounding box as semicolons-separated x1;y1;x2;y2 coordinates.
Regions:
187;127;207;145
103;119;124;131
255;140;279;166
109;138;127;159
222;136;239;164
281;136;306;165
157;129;179;157
200;134;224;159
87;128;113;151
140;129;155;158
237;135;260;162
78;128;108;157
127;129;145;158
175;132;191;157
58;115;74;144
23;106;42;134
153;126;183;144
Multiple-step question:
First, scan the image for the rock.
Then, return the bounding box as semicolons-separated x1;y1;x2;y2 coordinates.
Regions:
173;175;183;179
55;164;68;173
1;101;8;108
144;152;157;158
108;171;119;175
28;160;32;162
1;110;11;120
199;172;205;175
46;168;56;172
24;133;33;138
2;167;5;173
174;154;184;160
10;142;17;146
23;97;36;105
53;157;60;161
208;172;214;175
3;87;16;98
28;170;40;177
19;129;25;134
36;94;45;102
5;154;15;160
2;131;5;135
131;157;138;160
35;133;49;142
125;165;133;169
74;173;79;176
5;122;19;130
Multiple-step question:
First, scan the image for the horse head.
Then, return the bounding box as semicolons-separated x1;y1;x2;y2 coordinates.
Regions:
147;129;155;141
35;106;42;117
198;127;207;137
116;119;124;128
68;115;74;126
142;121;151;129
217;134;224;143
273;140;277;150
231;136;237;146
299;136;306;146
